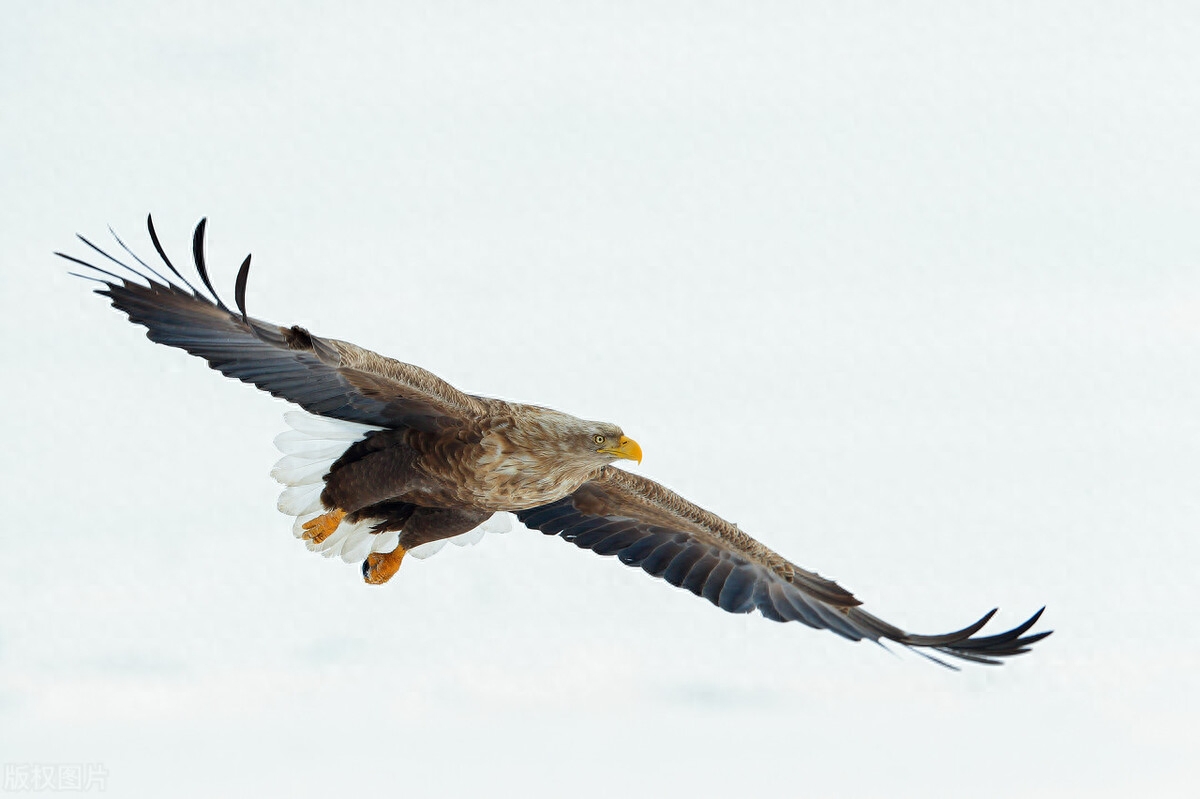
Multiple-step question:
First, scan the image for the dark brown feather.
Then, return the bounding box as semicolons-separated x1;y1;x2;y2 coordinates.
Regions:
518;468;1052;668
61;217;485;431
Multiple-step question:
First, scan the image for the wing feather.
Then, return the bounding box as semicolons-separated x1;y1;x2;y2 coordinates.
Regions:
517;467;1052;668
61;217;487;430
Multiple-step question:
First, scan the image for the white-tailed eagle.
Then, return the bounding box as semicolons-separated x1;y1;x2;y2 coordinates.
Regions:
60;217;1051;668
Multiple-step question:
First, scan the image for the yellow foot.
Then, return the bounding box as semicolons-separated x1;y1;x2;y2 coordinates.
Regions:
363;546;407;585
301;508;346;544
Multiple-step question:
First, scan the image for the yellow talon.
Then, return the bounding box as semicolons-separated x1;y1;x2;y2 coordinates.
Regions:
363;545;406;585
301;508;346;544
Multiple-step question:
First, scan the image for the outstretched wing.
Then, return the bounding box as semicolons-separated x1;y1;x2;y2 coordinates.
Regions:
518;467;1050;668
60;216;486;430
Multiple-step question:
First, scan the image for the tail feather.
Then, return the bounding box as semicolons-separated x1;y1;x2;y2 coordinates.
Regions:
277;483;323;516
270;455;335;486
282;410;380;440
273;431;354;459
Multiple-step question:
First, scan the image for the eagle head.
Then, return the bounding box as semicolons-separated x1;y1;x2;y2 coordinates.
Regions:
589;424;643;465
521;409;643;470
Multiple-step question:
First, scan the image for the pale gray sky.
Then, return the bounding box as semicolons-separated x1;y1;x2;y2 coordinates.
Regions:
2;3;1198;797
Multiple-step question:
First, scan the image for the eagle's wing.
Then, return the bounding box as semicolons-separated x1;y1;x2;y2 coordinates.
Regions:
60;217;485;430
518;467;1050;668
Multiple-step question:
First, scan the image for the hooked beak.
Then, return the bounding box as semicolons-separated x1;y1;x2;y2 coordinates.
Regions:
599;435;643;464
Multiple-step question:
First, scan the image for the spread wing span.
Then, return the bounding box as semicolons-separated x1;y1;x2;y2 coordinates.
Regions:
518;467;1050;668
59;216;485;431
62;215;1052;669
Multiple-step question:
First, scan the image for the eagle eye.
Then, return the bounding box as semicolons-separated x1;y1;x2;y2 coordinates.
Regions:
593;434;606;446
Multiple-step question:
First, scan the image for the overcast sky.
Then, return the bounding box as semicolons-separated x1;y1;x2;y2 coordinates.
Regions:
2;3;1198;797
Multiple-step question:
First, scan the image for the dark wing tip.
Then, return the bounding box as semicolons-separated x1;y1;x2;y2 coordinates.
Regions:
904;608;998;648
147;213;201;294
191;217;227;309
56;250;126;283
234;254;252;322
922;607;1052;664
66;270;109;285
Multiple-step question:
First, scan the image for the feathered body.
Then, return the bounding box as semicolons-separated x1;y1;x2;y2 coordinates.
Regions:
398;405;625;511
60;216;1052;669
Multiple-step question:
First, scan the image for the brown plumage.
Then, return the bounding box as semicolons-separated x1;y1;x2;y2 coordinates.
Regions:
61;216;1052;668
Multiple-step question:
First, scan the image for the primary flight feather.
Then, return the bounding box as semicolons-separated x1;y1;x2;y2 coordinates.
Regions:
62;216;1051;668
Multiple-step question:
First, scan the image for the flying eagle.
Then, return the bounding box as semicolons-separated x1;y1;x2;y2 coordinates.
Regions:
61;216;1051;668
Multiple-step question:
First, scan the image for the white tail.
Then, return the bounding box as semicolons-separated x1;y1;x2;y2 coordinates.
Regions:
271;411;510;564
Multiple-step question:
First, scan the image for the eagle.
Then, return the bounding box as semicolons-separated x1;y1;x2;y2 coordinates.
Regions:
61;216;1051;669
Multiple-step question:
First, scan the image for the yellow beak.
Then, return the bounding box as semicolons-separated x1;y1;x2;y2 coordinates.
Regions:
599;435;643;464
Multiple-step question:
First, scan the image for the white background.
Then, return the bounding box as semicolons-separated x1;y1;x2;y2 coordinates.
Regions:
2;3;1197;797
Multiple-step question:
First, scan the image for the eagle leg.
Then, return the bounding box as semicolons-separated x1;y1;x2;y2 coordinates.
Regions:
363;545;407;585
301;508;346;544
